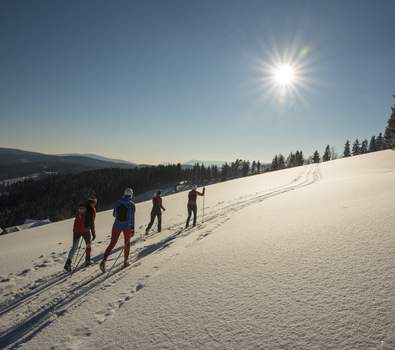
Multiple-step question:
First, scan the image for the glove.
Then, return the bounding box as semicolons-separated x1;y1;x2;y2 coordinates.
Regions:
91;232;96;241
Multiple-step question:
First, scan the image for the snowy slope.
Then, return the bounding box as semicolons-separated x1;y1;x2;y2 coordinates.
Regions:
0;151;394;349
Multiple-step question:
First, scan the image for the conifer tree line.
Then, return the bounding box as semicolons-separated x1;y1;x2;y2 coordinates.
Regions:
343;132;388;158
271;150;305;170
344;95;395;156
189;159;268;185
297;96;395;165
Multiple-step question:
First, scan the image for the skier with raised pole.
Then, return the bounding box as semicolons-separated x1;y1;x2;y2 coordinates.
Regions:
185;185;205;228
145;190;166;235
100;188;135;272
64;195;97;272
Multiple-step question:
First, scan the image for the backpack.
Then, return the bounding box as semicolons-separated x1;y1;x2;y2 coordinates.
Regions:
116;203;128;222
73;205;87;231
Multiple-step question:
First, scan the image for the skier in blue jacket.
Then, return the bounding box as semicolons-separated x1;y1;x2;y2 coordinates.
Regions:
100;188;135;271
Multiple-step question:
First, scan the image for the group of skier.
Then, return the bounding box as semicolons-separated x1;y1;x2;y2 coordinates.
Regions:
64;185;205;273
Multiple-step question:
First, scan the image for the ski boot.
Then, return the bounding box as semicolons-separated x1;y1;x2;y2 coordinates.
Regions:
123;260;130;268
64;259;72;272
84;259;92;267
99;260;106;273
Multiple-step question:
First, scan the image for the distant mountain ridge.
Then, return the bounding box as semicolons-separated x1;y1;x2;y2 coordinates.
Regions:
0;147;138;182
0;148;238;183
58;153;136;166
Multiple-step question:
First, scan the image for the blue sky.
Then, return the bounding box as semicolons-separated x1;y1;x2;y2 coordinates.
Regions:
0;0;394;164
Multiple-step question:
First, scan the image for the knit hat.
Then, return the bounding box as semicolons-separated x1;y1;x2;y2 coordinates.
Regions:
124;188;133;198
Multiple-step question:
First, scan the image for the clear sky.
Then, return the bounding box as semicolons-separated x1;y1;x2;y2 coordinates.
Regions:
1;0;394;164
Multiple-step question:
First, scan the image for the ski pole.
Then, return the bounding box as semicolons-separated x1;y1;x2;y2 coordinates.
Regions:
71;239;83;270
107;247;124;276
72;247;86;274
202;187;206;223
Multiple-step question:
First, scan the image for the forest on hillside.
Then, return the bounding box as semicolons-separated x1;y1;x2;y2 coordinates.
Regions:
1;125;393;232
0;161;262;230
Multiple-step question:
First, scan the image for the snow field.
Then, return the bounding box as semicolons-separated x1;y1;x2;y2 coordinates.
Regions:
1;151;394;349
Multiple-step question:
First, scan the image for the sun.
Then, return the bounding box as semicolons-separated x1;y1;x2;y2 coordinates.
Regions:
272;64;296;87
255;42;314;104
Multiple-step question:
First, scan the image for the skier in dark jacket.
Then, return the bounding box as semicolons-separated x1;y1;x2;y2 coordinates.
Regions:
145;191;166;235
186;185;205;228
64;196;97;272
100;188;135;271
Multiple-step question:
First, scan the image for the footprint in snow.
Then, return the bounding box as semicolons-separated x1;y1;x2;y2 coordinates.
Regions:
94;310;107;324
94;307;115;324
116;299;125;308
35;262;49;268
0;275;11;283
197;232;210;240
136;282;144;292
17;268;33;276
73;327;92;337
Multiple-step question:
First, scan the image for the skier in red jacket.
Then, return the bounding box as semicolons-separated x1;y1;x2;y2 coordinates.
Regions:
186;185;205;228
145;191;166;235
64;196;97;272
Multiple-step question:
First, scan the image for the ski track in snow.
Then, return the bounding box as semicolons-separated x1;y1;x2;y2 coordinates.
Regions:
0;165;322;349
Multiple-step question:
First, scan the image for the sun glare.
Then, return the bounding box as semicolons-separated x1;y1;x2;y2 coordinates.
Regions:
272;64;295;87
255;42;314;105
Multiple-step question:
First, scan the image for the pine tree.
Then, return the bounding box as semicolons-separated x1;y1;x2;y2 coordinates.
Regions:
211;165;218;180
221;163;229;181
343;140;351;157
200;164;207;184
192;163;198;183
251;161;257;174
368;136;376;152
376;132;384;150
361;139;368;154
278;154;286;169
294;151;300;166
352;139;361;156
295;150;304;165
176;163;182;181
271;155;279;171
242;161;250;176
384;97;395;148
286;152;296;168
257;161;261;173
312;150;320;163
322;145;331;162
